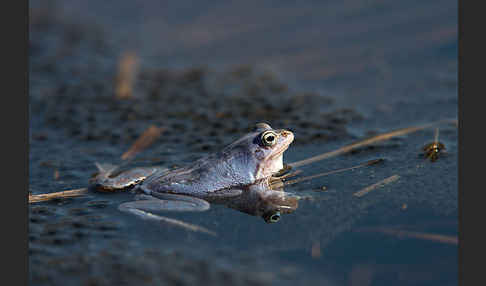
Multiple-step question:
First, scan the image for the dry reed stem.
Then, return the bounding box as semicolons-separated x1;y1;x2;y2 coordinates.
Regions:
353;174;400;197
288;118;456;168
121;125;165;160
29;188;89;203
115;51;138;99
355;227;458;245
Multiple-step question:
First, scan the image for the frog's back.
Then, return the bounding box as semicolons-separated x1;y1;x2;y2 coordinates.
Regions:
140;148;257;197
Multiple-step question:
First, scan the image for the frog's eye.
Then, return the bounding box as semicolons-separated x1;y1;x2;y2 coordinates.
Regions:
261;131;278;147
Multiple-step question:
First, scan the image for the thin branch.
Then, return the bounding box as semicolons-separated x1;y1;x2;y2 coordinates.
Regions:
281;159;383;187
353;174;400;197
121;125;165;161
355;227;458;245
29;188;89;203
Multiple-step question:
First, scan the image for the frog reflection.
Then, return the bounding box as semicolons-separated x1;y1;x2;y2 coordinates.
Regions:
206;178;298;223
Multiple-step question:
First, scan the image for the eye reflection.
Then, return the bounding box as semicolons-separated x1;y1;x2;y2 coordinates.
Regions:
265;211;281;223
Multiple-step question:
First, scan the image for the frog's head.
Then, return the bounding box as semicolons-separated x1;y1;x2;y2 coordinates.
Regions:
222;122;294;181
251;123;294;179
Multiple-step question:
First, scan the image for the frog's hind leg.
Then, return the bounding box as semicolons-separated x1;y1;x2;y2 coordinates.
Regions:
119;193;210;212
91;162;165;192
118;194;215;235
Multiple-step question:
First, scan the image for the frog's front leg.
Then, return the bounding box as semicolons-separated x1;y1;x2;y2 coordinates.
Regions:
90;162;166;192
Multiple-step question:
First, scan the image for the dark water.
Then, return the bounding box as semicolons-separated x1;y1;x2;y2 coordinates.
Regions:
29;1;457;285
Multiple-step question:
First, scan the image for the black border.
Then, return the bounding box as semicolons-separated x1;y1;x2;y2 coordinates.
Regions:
5;0;28;285
459;0;480;285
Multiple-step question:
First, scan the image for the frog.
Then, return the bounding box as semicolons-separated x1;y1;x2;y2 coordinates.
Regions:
90;122;295;223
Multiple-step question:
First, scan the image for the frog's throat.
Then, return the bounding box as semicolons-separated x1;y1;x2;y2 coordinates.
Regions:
255;153;284;180
269;144;289;160
256;141;290;179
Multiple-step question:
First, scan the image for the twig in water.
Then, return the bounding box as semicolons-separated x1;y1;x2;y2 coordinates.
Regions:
288;118;456;168
29;188;89;203
354;227;458;245
280;159;383;187
121;125;165;161
353;174;400;197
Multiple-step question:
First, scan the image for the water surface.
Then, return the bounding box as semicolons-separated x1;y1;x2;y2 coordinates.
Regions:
29;1;457;285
